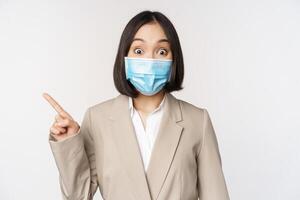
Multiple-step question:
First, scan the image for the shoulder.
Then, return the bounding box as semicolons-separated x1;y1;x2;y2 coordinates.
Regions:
85;95;118;120
172;96;212;128
90;96;116;111
176;97;208;117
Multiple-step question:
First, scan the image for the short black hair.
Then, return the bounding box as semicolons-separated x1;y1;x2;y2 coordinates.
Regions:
113;10;184;98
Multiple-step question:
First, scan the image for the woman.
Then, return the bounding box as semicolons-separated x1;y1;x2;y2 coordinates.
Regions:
44;10;230;200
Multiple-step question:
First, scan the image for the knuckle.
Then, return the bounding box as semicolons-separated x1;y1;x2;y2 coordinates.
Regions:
54;122;60;128
52;127;59;134
65;119;71;125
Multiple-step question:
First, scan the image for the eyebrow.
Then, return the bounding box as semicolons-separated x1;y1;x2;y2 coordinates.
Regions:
132;38;169;43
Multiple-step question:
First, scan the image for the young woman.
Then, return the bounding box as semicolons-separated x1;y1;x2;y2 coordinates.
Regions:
44;10;230;200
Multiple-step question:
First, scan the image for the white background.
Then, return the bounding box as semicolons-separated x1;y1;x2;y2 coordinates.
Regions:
0;0;299;199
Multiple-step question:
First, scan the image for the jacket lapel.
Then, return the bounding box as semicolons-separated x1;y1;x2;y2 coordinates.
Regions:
109;92;183;200
145;92;183;200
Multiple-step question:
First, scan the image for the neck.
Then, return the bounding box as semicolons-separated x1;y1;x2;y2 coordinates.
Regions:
132;90;166;113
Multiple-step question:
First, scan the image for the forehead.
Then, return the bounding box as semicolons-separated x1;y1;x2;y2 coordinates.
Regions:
133;22;168;43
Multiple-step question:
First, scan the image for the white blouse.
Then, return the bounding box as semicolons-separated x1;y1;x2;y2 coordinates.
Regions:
128;94;166;171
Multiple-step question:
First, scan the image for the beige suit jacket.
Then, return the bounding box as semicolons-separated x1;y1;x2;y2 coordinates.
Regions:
49;92;230;200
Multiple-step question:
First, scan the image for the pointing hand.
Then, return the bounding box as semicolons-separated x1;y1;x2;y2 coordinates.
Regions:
43;93;80;141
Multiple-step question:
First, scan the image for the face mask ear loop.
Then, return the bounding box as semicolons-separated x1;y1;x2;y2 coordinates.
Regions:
167;63;173;82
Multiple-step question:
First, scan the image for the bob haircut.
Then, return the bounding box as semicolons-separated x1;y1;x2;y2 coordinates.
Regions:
113;10;184;98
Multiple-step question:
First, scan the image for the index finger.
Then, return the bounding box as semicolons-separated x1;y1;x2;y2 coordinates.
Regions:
42;93;72;119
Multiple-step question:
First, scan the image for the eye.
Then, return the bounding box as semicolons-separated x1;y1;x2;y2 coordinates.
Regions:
158;48;168;56
133;48;144;55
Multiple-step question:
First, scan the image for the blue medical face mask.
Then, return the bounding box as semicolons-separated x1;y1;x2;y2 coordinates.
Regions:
124;56;172;96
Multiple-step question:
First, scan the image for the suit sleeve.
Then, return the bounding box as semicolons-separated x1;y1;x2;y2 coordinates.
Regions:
197;108;230;200
48;107;99;200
